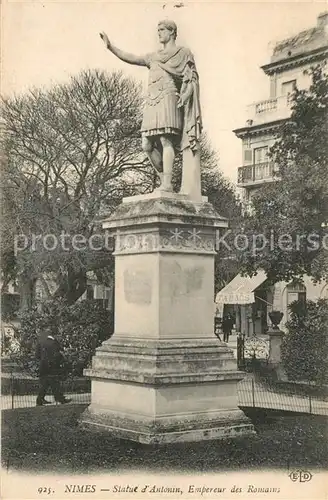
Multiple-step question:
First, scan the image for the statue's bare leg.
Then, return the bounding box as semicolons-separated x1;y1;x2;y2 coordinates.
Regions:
142;137;163;183
142;137;163;172
159;135;174;192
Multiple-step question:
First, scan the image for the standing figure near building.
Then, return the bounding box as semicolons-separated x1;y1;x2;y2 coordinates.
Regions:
100;19;203;199
35;328;72;406
222;313;234;343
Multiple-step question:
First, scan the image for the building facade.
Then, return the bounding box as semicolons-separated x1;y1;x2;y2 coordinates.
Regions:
234;11;328;211
216;12;328;335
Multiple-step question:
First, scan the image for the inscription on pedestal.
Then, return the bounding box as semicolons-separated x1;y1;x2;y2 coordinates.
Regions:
124;269;152;304
161;261;205;298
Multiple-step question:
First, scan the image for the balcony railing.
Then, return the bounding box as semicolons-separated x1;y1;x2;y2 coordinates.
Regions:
238;162;276;185
246;95;292;126
255;98;277;114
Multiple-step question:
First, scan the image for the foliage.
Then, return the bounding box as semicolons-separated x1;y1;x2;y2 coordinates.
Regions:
184;135;243;293
239;65;328;283
1;293;20;321
1;70;153;305
202;138;242;293
281;299;328;386
8;299;113;377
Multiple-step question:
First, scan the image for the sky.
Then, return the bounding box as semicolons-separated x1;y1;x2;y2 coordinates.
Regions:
1;0;326;183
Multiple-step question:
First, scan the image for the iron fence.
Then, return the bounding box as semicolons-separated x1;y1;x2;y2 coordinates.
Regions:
2;369;328;417
1;370;91;410
237;377;328;416
237;334;270;369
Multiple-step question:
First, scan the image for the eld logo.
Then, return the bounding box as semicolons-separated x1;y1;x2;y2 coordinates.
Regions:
289;470;313;482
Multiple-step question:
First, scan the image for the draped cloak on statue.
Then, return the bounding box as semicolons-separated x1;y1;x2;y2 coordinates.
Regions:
141;46;202;152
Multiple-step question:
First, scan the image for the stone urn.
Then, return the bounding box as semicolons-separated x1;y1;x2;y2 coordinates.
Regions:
269;310;284;329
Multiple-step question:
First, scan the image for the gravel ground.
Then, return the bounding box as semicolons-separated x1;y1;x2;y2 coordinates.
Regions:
2;404;327;474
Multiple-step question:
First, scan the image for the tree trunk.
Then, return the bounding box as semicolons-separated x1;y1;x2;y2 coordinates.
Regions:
54;268;87;305
19;277;36;310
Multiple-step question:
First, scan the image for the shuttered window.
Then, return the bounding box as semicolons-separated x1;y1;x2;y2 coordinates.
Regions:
244;149;253;164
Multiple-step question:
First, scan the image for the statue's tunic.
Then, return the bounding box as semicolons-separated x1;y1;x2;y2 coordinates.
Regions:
141;46;202;152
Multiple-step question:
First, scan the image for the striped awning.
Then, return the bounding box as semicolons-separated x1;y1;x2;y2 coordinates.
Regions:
215;271;267;305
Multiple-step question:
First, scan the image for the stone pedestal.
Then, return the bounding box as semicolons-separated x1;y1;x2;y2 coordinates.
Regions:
80;191;255;443
268;327;288;382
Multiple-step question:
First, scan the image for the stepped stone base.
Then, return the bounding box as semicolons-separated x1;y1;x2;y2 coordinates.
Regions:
79;338;255;444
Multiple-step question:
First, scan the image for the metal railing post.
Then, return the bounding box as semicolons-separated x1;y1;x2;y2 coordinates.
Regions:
11;371;15;410
252;378;255;408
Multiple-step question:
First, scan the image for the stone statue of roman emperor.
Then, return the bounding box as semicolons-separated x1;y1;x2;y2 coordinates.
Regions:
100;19;203;201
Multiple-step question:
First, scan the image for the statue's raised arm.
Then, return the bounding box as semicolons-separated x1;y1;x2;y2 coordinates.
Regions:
100;32;147;67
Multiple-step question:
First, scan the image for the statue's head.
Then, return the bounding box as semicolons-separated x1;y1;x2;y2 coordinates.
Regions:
158;19;177;42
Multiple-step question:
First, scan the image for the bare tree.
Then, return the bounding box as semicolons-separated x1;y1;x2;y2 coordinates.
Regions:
1;70;154;305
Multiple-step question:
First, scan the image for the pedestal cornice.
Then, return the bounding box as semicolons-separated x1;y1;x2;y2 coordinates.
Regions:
101;193;227;256
102;192;228;231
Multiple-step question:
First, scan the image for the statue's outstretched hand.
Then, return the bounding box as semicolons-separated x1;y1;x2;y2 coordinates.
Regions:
100;32;110;49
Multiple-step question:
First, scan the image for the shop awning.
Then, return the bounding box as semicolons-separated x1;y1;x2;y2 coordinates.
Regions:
215;271;267;305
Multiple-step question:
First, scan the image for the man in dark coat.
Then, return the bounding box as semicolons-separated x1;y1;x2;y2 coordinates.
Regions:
222;314;234;343
35;329;71;406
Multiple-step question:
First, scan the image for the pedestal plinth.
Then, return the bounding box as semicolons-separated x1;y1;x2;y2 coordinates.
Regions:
80;191;255;443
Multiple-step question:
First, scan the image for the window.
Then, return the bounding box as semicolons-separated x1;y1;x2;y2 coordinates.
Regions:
287;282;306;301
243;149;253;164
281;80;296;102
254;147;269;164
287;282;306;320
